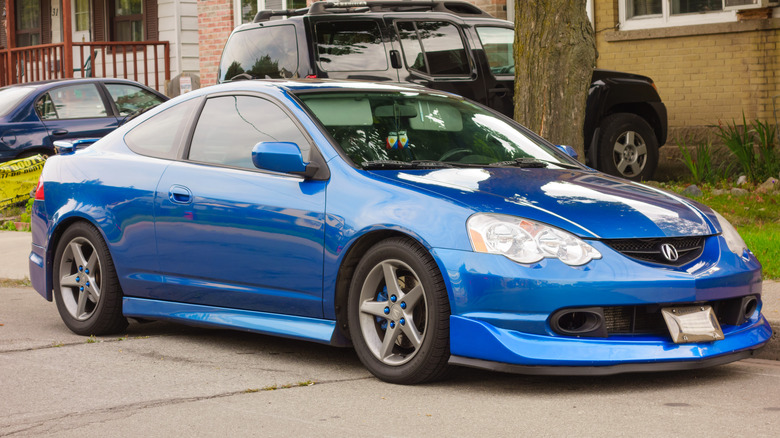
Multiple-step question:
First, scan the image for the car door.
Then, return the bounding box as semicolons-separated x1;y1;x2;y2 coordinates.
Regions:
473;25;515;118
388;18;486;105
154;93;327;318
310;18;400;82
36;82;119;148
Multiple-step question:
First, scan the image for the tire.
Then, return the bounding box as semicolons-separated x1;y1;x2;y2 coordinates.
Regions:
596;113;659;181
347;237;450;384
53;222;128;336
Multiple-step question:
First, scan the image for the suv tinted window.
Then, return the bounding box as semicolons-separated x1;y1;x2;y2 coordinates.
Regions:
396;21;469;76
476;27;514;76
315;21;388;72
189;95;310;169
218;25;298;82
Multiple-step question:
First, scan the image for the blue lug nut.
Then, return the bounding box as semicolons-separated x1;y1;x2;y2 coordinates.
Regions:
400;302;407;309
390;295;397;303
390;321;396;328
384;307;390;315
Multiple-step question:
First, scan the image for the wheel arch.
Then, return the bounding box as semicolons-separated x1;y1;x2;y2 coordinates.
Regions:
332;229;449;345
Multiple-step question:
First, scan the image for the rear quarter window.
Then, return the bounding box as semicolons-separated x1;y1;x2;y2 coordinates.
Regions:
219;25;299;82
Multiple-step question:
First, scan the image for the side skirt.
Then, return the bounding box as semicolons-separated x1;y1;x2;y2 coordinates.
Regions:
123;297;338;345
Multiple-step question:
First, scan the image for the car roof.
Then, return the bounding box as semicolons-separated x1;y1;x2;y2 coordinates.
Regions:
0;77;162;93
198;78;449;97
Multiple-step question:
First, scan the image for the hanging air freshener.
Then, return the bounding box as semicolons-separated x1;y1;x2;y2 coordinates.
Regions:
386;132;398;149
398;131;408;149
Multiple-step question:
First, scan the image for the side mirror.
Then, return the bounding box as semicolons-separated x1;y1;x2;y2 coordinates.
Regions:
251;142;319;179
54;138;100;155
555;144;579;159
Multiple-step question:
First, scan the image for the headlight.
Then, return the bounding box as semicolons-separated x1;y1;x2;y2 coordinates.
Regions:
467;213;601;266
713;210;748;255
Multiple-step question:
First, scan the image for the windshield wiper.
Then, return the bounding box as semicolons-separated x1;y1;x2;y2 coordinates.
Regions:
361;160;454;170
489;158;548;168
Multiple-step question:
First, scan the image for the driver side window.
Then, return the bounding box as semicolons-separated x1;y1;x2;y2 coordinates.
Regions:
188;95;310;170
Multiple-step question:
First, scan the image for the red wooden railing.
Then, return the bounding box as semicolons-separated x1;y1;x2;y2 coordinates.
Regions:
0;41;170;93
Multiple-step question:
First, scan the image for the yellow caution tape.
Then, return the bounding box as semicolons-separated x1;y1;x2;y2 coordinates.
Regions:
0;155;46;208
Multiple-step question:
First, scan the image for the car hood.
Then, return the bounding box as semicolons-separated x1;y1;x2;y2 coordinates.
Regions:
371;167;716;239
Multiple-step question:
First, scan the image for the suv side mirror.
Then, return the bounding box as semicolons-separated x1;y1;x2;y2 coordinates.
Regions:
251;142;319;179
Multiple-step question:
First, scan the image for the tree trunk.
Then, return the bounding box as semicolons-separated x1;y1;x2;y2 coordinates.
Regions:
514;0;596;160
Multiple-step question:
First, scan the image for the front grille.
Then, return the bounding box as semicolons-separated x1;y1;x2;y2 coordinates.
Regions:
602;296;756;335
602;236;706;266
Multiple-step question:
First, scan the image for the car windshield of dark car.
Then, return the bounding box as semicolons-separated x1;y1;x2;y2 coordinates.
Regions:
297;91;580;170
0;86;36;117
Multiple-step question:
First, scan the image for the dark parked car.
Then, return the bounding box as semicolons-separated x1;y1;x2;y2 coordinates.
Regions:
218;0;667;181
30;80;770;384
0;78;168;163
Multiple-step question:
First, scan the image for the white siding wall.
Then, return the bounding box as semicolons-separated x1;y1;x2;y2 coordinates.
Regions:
158;0;200;76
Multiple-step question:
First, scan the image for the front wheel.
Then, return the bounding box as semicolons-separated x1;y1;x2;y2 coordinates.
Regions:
347;237;450;384
596;113;659;181
53;222;128;336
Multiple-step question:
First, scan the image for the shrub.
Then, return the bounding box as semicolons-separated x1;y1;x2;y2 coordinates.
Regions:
716;114;780;183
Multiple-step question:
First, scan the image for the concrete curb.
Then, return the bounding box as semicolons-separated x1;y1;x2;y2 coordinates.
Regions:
1;230;777;360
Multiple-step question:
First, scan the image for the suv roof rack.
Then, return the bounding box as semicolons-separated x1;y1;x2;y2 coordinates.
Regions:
253;1;492;23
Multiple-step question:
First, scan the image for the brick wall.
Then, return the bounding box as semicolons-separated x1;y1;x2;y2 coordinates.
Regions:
594;1;780;141
198;0;235;87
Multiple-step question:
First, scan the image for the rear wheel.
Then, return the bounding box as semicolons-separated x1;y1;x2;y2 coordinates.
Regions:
597;113;658;181
348;237;450;384
53;223;127;336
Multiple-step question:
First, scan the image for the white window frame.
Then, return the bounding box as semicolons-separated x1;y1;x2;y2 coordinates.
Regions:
619;1;738;31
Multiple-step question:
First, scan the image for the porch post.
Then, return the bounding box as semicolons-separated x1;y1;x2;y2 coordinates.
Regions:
62;0;73;77
5;0;14;84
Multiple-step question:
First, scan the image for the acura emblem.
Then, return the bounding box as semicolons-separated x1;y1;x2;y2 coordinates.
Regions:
660;243;679;262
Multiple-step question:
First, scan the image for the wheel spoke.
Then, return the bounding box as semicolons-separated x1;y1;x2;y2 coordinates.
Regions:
86;251;99;276
613;140;627;154
400;320;422;349
360;300;388;318
381;262;402;297
76;289;89;318
402;284;424;308
624;131;636;147
60;273;80;288
635;143;647;156
379;323;400;360
615;157;629;174
89;279;101;301
69;242;88;267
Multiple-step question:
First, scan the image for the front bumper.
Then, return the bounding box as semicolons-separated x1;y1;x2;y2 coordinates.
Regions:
434;237;771;372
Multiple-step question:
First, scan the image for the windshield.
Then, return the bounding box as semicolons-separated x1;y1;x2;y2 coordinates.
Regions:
297;91;581;170
0;86;36;117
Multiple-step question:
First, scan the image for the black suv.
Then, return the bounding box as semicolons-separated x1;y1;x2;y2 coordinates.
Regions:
218;0;667;181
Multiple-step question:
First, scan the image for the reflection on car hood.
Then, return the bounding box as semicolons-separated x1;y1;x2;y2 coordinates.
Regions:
374;168;715;239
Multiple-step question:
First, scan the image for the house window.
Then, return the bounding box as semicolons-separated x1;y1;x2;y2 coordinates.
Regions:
234;0;308;26
114;0;143;41
620;0;735;30
75;0;91;32
15;0;41;47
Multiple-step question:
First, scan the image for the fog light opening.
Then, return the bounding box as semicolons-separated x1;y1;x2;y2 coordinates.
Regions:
742;297;757;320
551;308;608;337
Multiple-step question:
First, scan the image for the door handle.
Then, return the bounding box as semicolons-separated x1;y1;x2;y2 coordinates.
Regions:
168;185;192;204
488;87;509;97
53;129;69;135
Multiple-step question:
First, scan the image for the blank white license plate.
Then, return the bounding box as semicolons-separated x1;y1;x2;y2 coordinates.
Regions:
661;305;724;344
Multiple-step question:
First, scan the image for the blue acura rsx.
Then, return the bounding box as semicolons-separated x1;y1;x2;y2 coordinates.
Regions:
29;80;771;384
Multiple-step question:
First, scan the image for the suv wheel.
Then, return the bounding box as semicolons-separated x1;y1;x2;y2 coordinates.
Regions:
597;113;658;181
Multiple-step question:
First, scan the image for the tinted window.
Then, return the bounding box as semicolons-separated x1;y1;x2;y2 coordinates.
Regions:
37;84;107;119
218;25;298;82
315;21;388;72
476;27;514;75
125;98;199;159
104;83;165;117
396;21;470;76
189;96;309;169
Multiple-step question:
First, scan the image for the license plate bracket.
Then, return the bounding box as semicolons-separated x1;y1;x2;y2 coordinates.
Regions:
661;305;724;344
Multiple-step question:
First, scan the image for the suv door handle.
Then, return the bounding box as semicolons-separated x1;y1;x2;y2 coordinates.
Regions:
488;87;509;97
53;129;69;135
168;185;192;204
389;50;402;69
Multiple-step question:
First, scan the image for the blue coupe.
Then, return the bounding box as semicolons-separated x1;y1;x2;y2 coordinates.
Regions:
29;80;771;384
